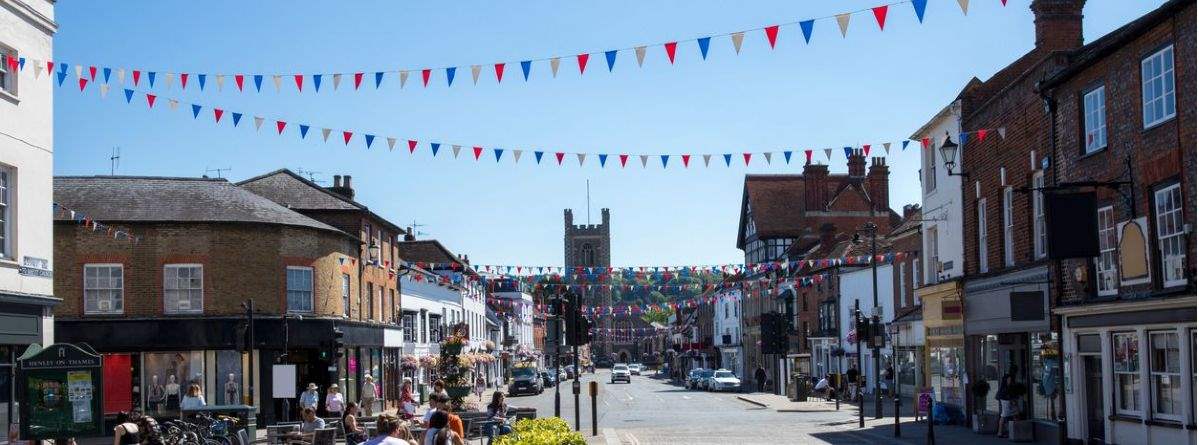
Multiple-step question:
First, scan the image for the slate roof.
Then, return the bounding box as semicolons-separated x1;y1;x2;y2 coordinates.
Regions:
236;169;359;211
888;209;922;237
54;176;347;235
397;239;471;271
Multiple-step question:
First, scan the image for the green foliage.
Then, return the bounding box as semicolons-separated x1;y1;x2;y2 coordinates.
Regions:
494;418;586;445
639;307;673;325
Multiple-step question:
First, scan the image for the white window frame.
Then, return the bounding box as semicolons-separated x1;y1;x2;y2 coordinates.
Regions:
1096;206;1118;296
1149;330;1184;422
1033;172;1047;259
1112;331;1143;416
163;264;203;314
1003;187;1015;267
1142;45;1176;128
286;266;314;313
898;266;907;307
1154;183;1187;288
0;164;11;259
84;263;124;315
341;273;351;316
924;147;937;194
0;44;17;97
1083;86;1107;153
978;199;989;273
926;227;940;281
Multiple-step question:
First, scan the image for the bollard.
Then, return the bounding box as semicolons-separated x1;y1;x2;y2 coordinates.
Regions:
894;396;901;437
926;414;935;445
589;381;599;436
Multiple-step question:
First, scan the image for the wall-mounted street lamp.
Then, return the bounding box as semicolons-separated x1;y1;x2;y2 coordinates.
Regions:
938;132;968;178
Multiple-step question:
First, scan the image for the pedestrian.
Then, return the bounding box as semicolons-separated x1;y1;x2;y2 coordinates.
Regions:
399;380;418;420
299;383;320;414
361;375;378;416
342;402;367;445
483;391;513;444
813;374;832;401
180;384;206;411
754;367;767;392
996;372;1024;439
112;411;142;445
359;413;416;445
423;411;464;445
474;375;486;402
845;366;860;402
325;384;345;418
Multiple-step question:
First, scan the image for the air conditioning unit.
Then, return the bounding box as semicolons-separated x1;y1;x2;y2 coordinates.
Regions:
98;300;111;312
1166;255;1185;280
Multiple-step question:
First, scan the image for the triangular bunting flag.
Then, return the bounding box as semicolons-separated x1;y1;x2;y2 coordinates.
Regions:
445;67;456;86
550;58;561;77
664;42;678;64
763;152;773;164
332;73;341;90
605;50;617;71
800;20;815;43
513;149;522;163
902;140;910;150
355;72;366;89
99;84;109;98
743;153;752;165
521;61;532;81
271;75;282;92
957;0;969;15
452;145;462;158
321;128;332;141
191;104;202;118
554;152;565;165
872;6;889;30
731;32;745;54
660;155;669;168
863;144;871;157
215;74;225;91
723;153;732;166
883;142;891;154
598;153;609;167
364;134;375;148
697;37;711;59
682;154;691;167
703;154;712;167
386;137;396;151
493;148;503;162
408;139;418;154
342;131;353;144
430;142;441;156
783;151;793;164
312;74;322;92
764;25;780;48
639;155;649;168
836;14;851;37
534;151;544;164
254;74;263;92
804;149;813;164
277;121;288;135
252;117;265;131
843;146;853;158
299;125;311;139
998;127;1006;139
576;153;586;165
824;148;833;160
634;46;647;67
471;65;482;84
576;53;589;74
494;63;505;82
374;72;384;88
978;129;988;141
912;0;928;22
472;146;483;160
145;93;156;108
213;108;224;123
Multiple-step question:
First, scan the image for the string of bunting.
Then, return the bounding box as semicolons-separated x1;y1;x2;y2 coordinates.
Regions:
52;202;140;244
1;0;1003;93
71;83;1004;170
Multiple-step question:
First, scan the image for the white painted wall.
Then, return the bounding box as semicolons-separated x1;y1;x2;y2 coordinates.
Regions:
913;101;965;282
837;265;895;393
0;0;56;346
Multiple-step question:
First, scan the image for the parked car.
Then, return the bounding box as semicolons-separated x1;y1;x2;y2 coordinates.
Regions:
696;369;715;390
539;370;558;387
611;363;631;383
706;369;741;392
628;363;643;375
686;368;710;389
509;366;544;396
564;365;577;379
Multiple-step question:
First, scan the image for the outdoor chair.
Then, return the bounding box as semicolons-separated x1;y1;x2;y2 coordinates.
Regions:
235;428;251;445
311;428;336;445
266;425;299;445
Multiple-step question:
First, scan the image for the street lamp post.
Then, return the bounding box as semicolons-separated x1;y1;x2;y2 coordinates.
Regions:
892;323;901;437
855;221;882;419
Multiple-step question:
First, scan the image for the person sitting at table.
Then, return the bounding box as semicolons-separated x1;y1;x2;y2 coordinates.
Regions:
423;411;463;445
360;413;416;445
285;407;326;442
342;402;367;445
482;391;512;444
421;394;462;439
398;380;417;420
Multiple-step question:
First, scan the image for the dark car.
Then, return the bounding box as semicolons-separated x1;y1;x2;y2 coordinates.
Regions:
539;370;557;387
509;367;544;396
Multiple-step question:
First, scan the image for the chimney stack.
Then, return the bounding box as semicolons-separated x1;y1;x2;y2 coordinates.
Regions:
867;157;890;212
847;149;867;178
802;163;830;209
403;227;415;241
1031;0;1085;52
325;174;355;200
333;175;342;187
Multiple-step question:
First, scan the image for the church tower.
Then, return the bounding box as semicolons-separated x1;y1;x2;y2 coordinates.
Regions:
564;208;613;356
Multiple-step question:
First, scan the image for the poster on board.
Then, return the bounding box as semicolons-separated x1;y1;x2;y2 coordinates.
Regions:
272;364;297;399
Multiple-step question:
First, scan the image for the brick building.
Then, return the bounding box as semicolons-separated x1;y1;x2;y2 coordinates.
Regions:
1037;0;1196;442
52;176;360;424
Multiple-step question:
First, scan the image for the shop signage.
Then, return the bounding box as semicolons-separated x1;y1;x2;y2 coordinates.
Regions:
17;343;104;440
926;325;962;337
1117;217;1152;285
19;256;52;278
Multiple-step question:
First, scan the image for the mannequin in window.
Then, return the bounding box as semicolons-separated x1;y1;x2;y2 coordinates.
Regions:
164;374;181;410
148;375;166;414
224;373;239;405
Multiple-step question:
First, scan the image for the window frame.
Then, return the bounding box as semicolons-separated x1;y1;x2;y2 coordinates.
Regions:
1003;187;1015;267
163;263;204;314
1148;330;1184;422
0;44;18;97
1141;44;1176;129
1112;331;1143;417
1033;172;1047;259
341;273;351;316
1082;85;1107;154
924;145;937;194
83;263;125;315
285;266;315;313
0;164;11;259
978;198;989;273
1095;206;1118;297
1153;183;1187;288
926;227;940;281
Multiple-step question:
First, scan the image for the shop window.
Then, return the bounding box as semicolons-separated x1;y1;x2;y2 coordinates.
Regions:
1149;331;1182;421
143;352;204;416
215;350;244;405
164;264;203;314
1142;45;1176;128
286;266;314;313
1096;206;1118;296
978;335;1000;412
1154;183;1187;287
1112;332;1142;415
84;264;124;314
1030;332;1060;421
1082;86;1107;153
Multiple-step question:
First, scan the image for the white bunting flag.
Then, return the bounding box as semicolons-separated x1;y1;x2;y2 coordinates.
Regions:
957;0;970;15
399;71;409;88
168;99;179;111
513;149;523;163
998;127;1006;139
824;148;833;160
215;74;225;91
703;154;712;167
639;155;649;168
332;74;342;90
471;65;482;84
74;65;82;79
99;84;109;98
253;116;265;131
576;153;586;166
452;145;462;158
763;152;773;164
731;32;745;54
271;75;282;92
321;128;332;142
117;68;125;84
883;142;891;154
33;61;43;79
386;137;397;151
837;13;852;37
164;73;175;90
550;58;561;77
635;46;647;66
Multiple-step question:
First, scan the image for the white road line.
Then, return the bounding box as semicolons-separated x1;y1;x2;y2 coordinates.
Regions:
624;432;641;445
654;395;664;402
682;395;691;400
603;428;621;445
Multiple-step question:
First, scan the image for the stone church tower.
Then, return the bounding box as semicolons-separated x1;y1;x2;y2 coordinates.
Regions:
564;208;614;357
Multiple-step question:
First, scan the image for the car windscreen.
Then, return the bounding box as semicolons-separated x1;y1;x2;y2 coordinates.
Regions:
513;368;537;378
614;365;628;370
714;371;735;378
700;370;714;377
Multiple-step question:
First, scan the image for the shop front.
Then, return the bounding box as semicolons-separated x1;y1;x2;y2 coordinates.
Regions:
891;307;924;408
919;280;966;413
1;293;58;442
963;265;1060;440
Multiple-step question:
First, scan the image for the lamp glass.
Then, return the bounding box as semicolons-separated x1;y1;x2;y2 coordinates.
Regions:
939;138;959;172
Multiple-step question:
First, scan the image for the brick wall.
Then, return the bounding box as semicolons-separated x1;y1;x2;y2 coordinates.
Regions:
54;222;357;319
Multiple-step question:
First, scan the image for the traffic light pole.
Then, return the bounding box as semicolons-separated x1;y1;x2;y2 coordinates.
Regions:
573;343;581;432
553;293;562;418
856;299;864;429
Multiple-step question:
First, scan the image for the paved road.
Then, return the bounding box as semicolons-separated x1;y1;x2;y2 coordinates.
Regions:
506;369;920;444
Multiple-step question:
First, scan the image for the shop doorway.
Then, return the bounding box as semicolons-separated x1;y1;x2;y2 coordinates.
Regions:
1082;355;1105;444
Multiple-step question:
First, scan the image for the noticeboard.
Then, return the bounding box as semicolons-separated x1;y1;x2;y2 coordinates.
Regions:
17;343;105;440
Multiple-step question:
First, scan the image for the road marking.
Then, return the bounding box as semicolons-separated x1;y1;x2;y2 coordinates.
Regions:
654;395;664;402
603;428;621;445
624;432;641;445
682;395;691;400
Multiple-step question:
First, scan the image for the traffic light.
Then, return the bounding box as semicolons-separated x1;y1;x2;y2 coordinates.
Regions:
854;310;870;345
573;315;592;346
333;328;345;358
563;294;578;345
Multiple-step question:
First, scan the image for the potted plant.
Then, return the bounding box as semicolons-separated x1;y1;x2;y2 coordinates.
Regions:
970;380;996;434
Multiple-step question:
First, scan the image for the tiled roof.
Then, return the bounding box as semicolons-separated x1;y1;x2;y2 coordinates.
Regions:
888;209;922;237
236;169;359;211
737;175;808;246
397;239;470;270
54;176;346;235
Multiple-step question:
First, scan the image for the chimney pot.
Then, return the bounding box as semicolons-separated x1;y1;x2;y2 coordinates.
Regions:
333;175;342;187
344;175;352;189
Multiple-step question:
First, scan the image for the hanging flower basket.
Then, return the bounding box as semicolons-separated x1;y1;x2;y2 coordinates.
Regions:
401;354;419;371
419;355;439;370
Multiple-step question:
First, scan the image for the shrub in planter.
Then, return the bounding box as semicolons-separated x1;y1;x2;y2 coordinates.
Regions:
971;381;991;399
494;418;585;445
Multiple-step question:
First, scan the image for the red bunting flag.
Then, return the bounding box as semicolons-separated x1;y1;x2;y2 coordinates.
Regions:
420;69;430;87
234;74;245;91
77;78;87;91
764;25;780;48
276;121;287;134
494;63;505;82
576;53;589;74
293;74;303;92
863;144;871;156
664;42;678;64
872;5;889;30
132;70;141;86
921;137;930;149
555;152;565;164
472;146;483;160
213;108;224;123
682;154;691;168
180;73;189;89
804;149;813;164
619;154;629;167
978;129;989;141
88;66;97;81
146;94;157;108
342;131;353;144
743;153;752;165
353;73;364;90
408;140;418;153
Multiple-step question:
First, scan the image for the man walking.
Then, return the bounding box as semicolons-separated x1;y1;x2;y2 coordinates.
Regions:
754;367;767;392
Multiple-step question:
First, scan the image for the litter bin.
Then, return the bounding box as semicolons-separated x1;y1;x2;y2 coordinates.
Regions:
792;375;809;402
419;384;428;405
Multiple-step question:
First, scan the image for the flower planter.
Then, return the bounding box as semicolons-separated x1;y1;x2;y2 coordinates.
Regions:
972;413;998;434
443;343;464;355
446;386;472;399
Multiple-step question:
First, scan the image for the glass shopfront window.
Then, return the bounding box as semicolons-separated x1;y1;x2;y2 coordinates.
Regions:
143;352;205;417
976;335;1001;412
930;346;965;407
215;350;245;405
1112;332;1141;415
1030;332;1061;421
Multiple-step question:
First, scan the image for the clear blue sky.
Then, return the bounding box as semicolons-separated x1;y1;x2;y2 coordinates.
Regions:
52;1;1159;268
